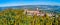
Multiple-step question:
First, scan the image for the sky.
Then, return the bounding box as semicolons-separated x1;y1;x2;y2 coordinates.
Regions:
0;0;60;7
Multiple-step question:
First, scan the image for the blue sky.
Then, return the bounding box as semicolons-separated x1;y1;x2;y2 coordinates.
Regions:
0;0;60;7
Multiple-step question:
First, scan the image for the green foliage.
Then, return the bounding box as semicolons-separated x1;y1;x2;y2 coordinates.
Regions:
0;9;59;25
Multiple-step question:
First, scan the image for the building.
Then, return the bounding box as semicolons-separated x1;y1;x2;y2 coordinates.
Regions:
24;8;55;17
24;8;45;16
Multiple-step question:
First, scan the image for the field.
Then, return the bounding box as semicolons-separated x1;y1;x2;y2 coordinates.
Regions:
0;9;60;25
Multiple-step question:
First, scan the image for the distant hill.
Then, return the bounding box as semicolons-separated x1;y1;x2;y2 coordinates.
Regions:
0;5;60;14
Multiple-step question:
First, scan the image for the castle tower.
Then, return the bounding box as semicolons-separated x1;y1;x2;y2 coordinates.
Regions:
37;8;39;11
24;8;27;11
24;8;27;14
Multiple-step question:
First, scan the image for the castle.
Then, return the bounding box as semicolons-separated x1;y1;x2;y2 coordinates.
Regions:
24;8;45;16
24;8;55;17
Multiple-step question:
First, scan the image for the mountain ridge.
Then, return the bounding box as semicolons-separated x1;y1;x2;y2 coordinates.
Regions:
0;5;60;14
